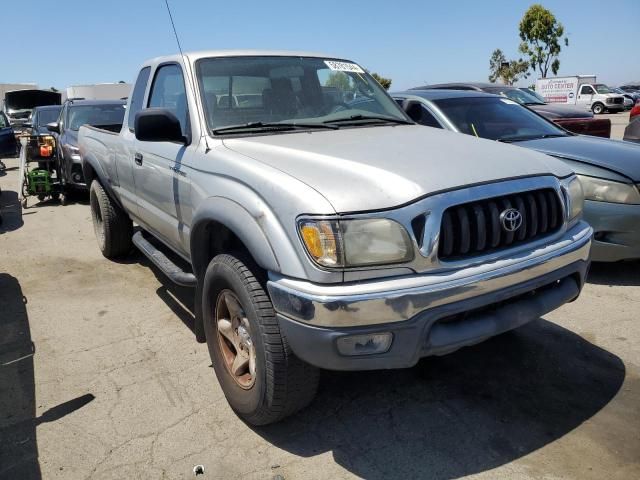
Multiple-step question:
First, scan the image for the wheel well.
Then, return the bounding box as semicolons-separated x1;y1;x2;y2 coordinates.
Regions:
82;161;96;186
192;221;263;280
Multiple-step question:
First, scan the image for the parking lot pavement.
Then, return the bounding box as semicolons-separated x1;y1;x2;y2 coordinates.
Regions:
604;112;631;140
1;156;639;480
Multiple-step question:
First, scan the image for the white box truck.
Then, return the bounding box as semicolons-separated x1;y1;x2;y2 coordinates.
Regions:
536;76;625;114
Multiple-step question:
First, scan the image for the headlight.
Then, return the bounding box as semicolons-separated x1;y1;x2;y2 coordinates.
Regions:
577;175;640;204
562;175;584;221
298;218;414;268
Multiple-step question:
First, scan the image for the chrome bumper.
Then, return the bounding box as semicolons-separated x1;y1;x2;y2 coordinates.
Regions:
268;221;592;328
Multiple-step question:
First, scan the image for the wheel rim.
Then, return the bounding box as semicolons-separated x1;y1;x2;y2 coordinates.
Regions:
215;289;257;389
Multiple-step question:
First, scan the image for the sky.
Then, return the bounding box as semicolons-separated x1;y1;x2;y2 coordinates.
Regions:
3;0;638;91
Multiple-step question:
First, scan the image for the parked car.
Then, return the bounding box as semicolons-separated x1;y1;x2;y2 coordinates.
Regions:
611;87;638;110
0;111;18;160
620;84;640;94
1;89;61;135
535;76;625;114
624;118;640;144
79;50;592;425
393;89;640;262
413;83;611;138
25;105;62;135
47;99;126;190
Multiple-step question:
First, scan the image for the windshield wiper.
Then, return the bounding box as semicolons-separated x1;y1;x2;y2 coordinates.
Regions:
324;114;413;125
523;102;546;106
497;133;567;143
212;121;339;135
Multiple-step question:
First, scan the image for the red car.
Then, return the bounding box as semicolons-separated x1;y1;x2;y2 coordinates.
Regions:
630;101;640;121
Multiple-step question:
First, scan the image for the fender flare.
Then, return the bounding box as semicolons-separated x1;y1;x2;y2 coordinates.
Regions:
190;196;282;278
81;153;124;210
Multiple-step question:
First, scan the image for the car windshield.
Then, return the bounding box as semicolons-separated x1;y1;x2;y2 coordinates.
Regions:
594;84;612;94
434;96;567;142
37;107;62;126
196;56;408;134
68;104;125;131
483;87;545;105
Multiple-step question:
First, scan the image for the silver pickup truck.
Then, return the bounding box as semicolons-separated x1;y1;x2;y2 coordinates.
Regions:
79;50;592;425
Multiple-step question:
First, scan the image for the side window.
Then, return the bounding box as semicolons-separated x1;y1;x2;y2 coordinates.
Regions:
148;64;189;137
418;106;443;129
580;86;594;95
128;66;151;132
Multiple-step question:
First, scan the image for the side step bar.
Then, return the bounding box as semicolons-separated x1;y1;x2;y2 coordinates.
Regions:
132;231;196;287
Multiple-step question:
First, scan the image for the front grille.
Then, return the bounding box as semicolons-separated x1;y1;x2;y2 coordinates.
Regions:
438;188;563;260
612;97;623;104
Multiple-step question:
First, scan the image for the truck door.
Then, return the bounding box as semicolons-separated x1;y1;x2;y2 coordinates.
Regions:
133;63;192;256
114;66;151;217
577;84;595;107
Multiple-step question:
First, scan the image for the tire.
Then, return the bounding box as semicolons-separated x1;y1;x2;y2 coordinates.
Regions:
202;253;319;425
89;180;132;258
592;103;604;114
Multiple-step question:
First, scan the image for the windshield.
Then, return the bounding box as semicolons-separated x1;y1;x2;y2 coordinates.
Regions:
68;104;125;131
594;84;612;94
196;56;408;134
483;87;544;105
37;107;62;126
434;97;567;142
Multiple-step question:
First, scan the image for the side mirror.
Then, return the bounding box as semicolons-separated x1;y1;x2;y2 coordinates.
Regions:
135;109;186;143
401;100;424;123
46;122;60;134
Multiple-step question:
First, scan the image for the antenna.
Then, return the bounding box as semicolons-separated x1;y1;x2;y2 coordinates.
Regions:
163;0;211;152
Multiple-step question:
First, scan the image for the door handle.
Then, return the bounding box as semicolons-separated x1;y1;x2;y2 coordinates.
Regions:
134;153;143;166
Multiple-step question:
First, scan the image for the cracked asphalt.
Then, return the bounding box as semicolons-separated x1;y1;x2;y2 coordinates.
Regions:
1;131;639;479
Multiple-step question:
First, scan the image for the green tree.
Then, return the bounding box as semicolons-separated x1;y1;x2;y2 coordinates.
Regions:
325;72;354;92
370;72;392;90
518;4;568;78
488;49;530;85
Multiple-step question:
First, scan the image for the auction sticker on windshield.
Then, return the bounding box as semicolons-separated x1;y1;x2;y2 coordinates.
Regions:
324;60;365;73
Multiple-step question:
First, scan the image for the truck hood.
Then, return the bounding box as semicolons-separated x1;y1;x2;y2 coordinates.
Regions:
517;135;640;182
223;125;572;213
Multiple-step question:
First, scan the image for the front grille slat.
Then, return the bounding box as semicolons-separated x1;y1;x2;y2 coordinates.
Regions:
438;188;563;261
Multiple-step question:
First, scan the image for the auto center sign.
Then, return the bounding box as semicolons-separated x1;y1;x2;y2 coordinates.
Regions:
537;79;577;103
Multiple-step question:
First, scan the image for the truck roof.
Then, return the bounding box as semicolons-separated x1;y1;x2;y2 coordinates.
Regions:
142;49;343;66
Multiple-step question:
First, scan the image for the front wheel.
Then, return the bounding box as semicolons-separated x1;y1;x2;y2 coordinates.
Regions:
592;102;604;114
202;253;319;425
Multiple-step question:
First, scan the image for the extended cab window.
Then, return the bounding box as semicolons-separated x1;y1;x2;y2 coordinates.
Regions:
148;64;189;136
128;66;151;131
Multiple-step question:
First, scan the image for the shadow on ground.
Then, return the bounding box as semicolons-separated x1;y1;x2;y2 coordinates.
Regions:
255;319;625;480
587;260;640;286
0;190;23;233
0;274;95;480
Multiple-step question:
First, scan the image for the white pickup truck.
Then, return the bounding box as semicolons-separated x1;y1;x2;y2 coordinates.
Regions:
79;50;592;424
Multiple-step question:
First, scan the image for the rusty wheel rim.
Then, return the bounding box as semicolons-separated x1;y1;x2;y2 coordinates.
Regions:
215;290;256;389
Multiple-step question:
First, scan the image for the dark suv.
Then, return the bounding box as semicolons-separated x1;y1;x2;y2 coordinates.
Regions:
47;99;126;190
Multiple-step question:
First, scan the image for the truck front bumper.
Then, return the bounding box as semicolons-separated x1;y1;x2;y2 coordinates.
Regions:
267;221;592;370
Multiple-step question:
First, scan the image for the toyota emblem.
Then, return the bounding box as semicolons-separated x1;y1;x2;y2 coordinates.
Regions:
500;208;523;232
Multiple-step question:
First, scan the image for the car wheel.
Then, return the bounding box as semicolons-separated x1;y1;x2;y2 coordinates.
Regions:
202;253;319;425
592;103;604;114
89;180;132;258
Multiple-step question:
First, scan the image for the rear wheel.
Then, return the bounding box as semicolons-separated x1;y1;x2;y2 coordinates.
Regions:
592;102;604;114
89;180;132;258
203;253;319;425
